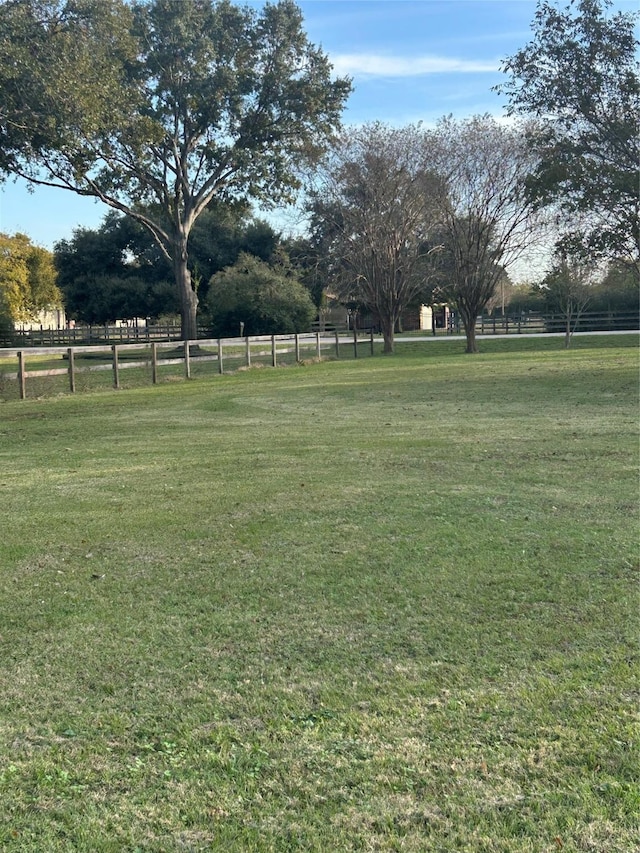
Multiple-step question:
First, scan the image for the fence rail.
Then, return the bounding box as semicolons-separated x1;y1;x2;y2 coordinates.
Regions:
7;322;184;348
476;310;638;336
4;311;637;349
0;329;377;400
2;319;637;401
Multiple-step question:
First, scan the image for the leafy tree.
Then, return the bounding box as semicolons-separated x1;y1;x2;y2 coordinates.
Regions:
59;274;179;326
54;214;175;323
0;0;351;340
206;252;315;337
54;206;280;323
498;0;640;267
308;123;441;353
428;116;543;353
0;232;61;322
24;245;59;317
0;234;30;322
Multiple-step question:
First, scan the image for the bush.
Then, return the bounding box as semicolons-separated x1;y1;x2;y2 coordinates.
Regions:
205;253;316;337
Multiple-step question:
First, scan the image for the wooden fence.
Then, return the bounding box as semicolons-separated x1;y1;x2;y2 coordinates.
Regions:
8;322;184;348
4;311;637;349
476;310;639;336
0;329;376;400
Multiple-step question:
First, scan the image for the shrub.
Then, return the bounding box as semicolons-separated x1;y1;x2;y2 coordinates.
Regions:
205;253;316;337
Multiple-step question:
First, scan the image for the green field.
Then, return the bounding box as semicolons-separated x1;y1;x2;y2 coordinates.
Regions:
0;337;638;852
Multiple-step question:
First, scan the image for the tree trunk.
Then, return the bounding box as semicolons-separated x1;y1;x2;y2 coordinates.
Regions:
564;312;572;348
461;311;479;353
380;315;395;354
174;238;198;342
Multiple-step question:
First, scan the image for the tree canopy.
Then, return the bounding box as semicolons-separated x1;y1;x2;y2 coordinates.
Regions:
54;206;281;324
498;0;640;267
0;0;351;339
205;252;315;337
307;123;441;353
0;232;61;323
426;116;542;353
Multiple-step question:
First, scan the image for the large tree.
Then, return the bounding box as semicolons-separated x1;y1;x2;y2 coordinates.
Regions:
0;0;350;340
0;232;61;323
428;116;542;353
498;0;640;267
308;123;441;353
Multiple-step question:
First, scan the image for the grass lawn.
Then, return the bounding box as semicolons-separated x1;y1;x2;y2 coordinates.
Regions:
0;336;638;851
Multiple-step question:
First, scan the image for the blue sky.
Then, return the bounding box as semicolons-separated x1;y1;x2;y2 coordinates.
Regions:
0;0;636;249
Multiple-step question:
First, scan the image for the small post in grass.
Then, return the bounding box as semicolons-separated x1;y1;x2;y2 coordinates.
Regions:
151;342;158;384
217;339;224;374
334;329;340;358
245;336;251;367
112;345;120;389
370;327;374;356
353;325;358;358
67;348;76;393
271;335;277;367
295;333;300;363
316;332;321;360
18;350;26;399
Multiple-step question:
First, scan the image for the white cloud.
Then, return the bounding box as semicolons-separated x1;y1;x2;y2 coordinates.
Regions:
331;53;500;78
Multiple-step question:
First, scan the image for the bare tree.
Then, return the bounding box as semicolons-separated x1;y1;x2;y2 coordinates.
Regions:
538;247;595;348
308;123;442;353
428;116;543;353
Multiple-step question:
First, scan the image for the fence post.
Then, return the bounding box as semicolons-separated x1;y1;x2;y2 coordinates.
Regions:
184;340;191;379
67;347;76;393
316;332;321;360
18;351;26;399
370;327;374;356
271;335;277;367
245;336;251;367
505;315;509;335
295;333;300;362
218;339;224;374
335;329;340;358
353;326;358;358
112;345;120;389
151;342;158;384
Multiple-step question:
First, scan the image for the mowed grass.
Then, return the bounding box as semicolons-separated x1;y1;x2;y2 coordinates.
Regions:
0;336;638;852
